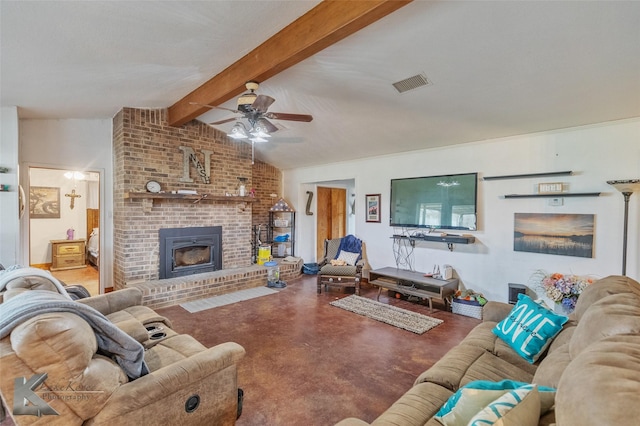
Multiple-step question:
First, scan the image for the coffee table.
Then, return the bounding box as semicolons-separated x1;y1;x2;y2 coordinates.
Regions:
368;267;459;312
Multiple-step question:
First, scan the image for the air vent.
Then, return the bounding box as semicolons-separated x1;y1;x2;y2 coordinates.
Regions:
392;73;431;94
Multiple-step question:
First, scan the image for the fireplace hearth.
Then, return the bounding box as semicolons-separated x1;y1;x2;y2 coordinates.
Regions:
159;226;222;279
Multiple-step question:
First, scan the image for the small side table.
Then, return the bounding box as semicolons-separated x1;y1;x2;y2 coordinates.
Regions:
50;239;86;271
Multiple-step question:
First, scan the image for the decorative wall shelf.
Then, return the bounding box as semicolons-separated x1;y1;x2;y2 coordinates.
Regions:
0;167;11;191
125;192;258;203
392;234;475;251
503;192;600;199
483;171;573;181
125;192;258;213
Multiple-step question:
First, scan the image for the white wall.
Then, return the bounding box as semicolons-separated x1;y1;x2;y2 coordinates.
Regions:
284;118;640;303
20;119;113;289
29;168;89;264
0;107;20;267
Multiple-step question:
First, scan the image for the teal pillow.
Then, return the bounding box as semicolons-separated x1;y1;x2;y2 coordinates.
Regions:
435;380;556;425
467;384;539;426
493;293;568;363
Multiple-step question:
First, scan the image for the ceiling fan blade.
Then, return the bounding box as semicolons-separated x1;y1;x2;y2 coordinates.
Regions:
209;117;237;126
189;101;238;114
251;95;276;113
265;112;313;122
260;118;279;134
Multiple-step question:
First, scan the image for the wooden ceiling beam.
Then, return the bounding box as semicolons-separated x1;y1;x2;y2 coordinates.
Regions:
167;0;412;127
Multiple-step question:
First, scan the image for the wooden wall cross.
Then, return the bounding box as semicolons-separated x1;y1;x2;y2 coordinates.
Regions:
65;189;82;209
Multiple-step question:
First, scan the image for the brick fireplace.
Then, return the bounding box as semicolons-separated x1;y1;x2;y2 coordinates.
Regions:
159;226;222;279
112;107;284;296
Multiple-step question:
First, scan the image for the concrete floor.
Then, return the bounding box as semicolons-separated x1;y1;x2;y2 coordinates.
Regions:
157;274;481;425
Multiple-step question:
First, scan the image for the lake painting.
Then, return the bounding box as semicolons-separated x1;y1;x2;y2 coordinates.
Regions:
514;213;594;258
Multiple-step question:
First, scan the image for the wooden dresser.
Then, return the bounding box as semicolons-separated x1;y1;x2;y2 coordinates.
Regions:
50;239;86;271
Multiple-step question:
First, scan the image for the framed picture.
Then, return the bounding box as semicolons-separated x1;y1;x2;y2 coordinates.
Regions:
30;186;61;219
365;194;381;223
514;213;594;258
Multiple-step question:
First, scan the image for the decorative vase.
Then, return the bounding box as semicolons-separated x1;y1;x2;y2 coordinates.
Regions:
554;302;574;316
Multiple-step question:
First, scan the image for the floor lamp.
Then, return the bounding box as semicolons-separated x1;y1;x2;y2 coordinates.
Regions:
607;179;640;276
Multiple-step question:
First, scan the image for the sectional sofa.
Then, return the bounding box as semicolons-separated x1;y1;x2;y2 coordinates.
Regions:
336;275;640;426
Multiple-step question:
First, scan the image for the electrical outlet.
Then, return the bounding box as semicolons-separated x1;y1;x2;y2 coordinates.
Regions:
549;197;564;206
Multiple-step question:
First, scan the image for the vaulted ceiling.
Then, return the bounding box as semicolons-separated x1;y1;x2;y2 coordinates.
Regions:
2;1;639;170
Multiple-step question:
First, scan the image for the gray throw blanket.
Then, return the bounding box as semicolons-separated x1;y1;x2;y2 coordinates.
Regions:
0;290;149;379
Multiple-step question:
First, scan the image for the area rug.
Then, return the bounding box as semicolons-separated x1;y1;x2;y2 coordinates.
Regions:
330;295;443;334
180;287;279;313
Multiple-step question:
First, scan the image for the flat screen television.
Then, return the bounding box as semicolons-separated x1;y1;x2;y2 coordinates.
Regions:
390;172;478;230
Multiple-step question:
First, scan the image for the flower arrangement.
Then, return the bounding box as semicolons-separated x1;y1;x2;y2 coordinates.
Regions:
539;272;594;311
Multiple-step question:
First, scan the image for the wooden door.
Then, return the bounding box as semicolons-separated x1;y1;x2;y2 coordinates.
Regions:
316;187;346;259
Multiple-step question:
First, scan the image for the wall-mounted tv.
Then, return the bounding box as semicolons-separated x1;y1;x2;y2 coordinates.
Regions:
390;172;478;230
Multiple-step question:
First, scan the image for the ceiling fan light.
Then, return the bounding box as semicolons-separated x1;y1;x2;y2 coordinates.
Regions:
228;122;248;139
250;125;271;138
251;118;273;138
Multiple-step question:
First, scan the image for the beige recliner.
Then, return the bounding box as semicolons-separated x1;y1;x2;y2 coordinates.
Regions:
0;268;245;425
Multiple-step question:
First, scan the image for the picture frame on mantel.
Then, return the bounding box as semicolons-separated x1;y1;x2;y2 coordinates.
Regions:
366;194;381;223
30;186;61;219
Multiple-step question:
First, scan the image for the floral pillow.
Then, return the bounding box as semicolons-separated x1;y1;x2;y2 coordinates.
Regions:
493;294;568;363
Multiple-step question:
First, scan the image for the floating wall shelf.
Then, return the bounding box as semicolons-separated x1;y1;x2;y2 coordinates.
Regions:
483;171;573;181
392;234;475;251
503;192;600;199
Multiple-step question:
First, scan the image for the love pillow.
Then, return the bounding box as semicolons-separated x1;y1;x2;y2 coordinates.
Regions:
493;294;568;363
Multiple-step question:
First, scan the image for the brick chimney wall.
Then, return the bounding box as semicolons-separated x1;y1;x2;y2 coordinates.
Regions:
112;108;282;290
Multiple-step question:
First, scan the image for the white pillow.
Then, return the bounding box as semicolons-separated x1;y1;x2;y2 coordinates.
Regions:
337;250;359;266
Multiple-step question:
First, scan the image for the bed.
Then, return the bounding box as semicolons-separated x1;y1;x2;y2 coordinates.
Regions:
86;208;99;269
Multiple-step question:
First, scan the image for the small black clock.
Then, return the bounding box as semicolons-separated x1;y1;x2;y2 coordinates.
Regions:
145;180;162;193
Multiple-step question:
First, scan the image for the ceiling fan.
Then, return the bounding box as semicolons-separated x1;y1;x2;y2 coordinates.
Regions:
193;81;313;142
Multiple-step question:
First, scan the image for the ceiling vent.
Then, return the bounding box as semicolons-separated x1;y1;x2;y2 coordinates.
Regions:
392;73;431;94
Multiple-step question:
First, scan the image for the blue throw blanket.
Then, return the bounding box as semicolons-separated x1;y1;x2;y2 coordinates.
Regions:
336;235;362;262
0;290;149;380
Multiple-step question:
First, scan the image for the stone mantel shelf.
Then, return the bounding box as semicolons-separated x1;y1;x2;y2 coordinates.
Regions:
125;192;259;202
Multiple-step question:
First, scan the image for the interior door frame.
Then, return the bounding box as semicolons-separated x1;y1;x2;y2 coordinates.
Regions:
21;162;104;293
315;181;353;259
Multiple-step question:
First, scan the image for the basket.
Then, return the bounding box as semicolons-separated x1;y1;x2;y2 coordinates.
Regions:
302;263;319;275
274;219;289;227
451;298;483;319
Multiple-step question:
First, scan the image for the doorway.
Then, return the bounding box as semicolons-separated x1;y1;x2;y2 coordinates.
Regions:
28;166;101;295
316;186;347;259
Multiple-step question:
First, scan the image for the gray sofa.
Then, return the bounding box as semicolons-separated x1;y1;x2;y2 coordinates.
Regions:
336;275;640;425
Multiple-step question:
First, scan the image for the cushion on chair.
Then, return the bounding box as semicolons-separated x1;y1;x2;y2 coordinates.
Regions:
337;250;360;266
319;264;358;276
336;235;362;261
